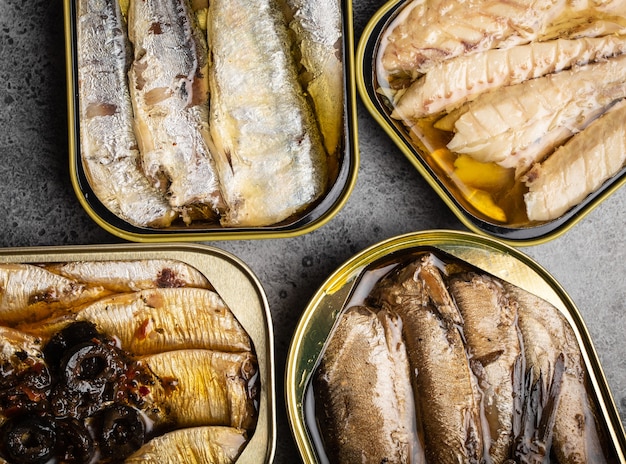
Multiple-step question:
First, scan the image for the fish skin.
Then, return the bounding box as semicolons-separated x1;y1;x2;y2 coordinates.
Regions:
0;264;110;325
504;282;610;464
124;426;248;464
77;0;176;228
42;259;213;293
286;0;344;160
446;55;626;176
0;326;45;377
392;35;626;120
207;0;328;227
314;306;423;464
127;0;224;223
137;349;258;430
449;273;521;464
16;288;251;355
369;257;485;464
523;98;626;221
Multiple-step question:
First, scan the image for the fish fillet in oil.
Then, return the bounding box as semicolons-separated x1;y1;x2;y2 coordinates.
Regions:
207;0;328;227
449;273;521;464
127;0;224;224
77;0;176;228
286;0;344;161
369;257;485;463
314;306;423;464
445;55;626;176
523;98;626;221
18;288;251;355
125;426;248;464
504;282;610;464
391;35;626;120
379;0;626;79
0;264;109;325
137;349;258;430
42;259;213;292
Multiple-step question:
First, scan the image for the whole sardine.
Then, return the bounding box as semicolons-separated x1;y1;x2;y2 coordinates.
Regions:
0;264;109;325
369;256;485;463
125;426;248;464
286;0;344;162
523;98;626;221
314;306;423;464
136;349;258;430
392;35;626;121
42;259;213;292
207;0;328;226
504;282;610;463
127;0;224;224
77;0;176;228
18;288;251;355
446;54;626;176
449;273;521;464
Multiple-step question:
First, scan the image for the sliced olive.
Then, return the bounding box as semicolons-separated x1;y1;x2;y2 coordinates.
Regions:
61;342;126;396
56;418;95;464
43;321;100;372
95;405;145;460
0;414;56;464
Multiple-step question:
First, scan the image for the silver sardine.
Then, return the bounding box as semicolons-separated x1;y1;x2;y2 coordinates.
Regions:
77;0;175;227
207;0;328;226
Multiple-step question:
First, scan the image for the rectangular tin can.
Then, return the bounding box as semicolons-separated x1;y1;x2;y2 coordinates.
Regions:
356;0;626;246
286;230;626;463
0;243;276;463
63;0;358;242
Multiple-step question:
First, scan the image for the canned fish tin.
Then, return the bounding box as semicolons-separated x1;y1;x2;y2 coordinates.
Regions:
0;243;275;463
286;230;626;463
63;0;358;242
356;0;626;246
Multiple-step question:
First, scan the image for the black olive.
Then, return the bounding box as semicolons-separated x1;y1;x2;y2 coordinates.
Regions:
56;418;95;464
0;414;56;464
95;405;145;460
61;342;126;396
43;321;100;372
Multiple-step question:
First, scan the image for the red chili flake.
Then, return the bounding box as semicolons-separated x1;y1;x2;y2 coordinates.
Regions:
139;386;150;396
135;319;151;340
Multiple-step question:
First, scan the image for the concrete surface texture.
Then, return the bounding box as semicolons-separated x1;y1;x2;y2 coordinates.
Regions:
0;0;625;462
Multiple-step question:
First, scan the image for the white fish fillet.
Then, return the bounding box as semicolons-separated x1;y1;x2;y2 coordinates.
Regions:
42;259;212;292
379;0;626;78
286;0;344;159
446;55;626;175
127;0;224;223
392;35;626;120
125;426;248;464
77;0;175;227
207;0;328;226
523;98;626;221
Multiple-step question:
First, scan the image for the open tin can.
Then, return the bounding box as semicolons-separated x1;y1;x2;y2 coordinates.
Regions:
286;230;626;463
63;0;358;242
356;0;626;246
0;243;275;463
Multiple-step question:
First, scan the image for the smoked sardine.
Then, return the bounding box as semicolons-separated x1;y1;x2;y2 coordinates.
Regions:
314;306;423;464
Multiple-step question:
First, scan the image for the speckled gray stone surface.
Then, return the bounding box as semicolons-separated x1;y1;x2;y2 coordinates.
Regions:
1;0;625;462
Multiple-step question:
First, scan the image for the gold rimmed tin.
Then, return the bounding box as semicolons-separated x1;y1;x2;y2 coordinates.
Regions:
0;243;276;463
63;0;358;242
356;0;626;246
286;229;626;463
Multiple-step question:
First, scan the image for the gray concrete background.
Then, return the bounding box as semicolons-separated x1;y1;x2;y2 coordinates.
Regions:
0;0;624;462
